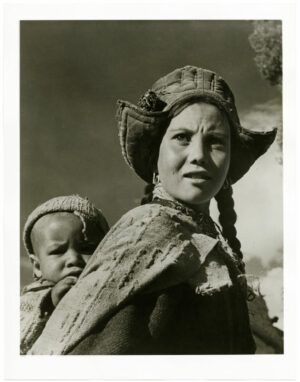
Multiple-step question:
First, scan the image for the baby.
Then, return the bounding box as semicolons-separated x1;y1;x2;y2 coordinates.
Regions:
20;194;109;354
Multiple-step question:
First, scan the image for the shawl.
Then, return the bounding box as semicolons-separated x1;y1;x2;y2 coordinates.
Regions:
30;201;246;355
20;279;54;354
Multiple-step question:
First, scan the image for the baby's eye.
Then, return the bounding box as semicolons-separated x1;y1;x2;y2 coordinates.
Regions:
79;243;97;255
49;246;66;255
173;133;191;144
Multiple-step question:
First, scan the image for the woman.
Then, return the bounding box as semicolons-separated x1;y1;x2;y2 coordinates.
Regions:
30;66;276;355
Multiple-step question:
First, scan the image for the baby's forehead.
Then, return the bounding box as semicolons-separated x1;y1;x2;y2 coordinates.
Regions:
31;211;101;243
33;212;81;231
31;212;83;241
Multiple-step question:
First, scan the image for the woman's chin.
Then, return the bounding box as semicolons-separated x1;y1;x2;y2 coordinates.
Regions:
176;193;211;212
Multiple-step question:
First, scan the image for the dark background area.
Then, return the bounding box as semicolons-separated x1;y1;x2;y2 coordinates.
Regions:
20;20;279;287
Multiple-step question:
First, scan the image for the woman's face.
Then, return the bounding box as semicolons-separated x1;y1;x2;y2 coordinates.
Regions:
157;102;231;212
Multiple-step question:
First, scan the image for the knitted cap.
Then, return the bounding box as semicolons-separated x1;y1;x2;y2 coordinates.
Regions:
117;65;277;184
23;195;109;255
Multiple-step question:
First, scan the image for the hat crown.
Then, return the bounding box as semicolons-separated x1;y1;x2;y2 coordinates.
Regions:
150;66;238;122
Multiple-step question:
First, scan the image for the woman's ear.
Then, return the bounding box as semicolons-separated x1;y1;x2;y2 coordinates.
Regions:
28;254;42;279
149;150;159;181
152;172;160;185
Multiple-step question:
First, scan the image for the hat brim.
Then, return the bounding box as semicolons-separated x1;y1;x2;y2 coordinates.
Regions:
117;99;277;185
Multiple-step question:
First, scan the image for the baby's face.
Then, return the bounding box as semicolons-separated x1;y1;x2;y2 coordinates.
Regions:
30;212;102;283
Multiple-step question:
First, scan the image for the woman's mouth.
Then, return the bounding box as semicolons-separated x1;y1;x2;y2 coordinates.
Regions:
183;171;211;181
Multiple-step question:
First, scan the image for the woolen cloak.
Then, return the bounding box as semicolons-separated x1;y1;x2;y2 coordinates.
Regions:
30;200;255;355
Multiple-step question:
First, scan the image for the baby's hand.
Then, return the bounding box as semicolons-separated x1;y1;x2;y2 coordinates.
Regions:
51;276;78;307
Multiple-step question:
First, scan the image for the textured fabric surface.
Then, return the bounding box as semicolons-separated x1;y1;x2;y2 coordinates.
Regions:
117;65;277;183
20;279;55;354
69;284;255;355
30;201;250;355
23;194;109;255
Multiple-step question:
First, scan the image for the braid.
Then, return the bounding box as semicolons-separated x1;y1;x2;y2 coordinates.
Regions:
215;185;245;273
140;183;154;205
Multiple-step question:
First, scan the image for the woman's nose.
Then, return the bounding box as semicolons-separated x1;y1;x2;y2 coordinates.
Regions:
188;136;206;165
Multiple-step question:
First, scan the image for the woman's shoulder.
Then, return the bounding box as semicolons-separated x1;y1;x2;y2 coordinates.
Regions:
115;202;190;231
97;203;190;254
121;202;168;219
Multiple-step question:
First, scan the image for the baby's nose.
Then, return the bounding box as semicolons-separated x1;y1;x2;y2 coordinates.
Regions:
65;249;85;267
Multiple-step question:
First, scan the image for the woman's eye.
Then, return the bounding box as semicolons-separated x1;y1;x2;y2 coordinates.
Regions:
173;133;190;144
207;136;226;148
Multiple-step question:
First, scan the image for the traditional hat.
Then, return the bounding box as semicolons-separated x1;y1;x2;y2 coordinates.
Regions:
117;66;277;184
23;194;109;255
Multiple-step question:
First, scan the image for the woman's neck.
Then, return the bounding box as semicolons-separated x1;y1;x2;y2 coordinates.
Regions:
187;201;210;215
152;183;210;215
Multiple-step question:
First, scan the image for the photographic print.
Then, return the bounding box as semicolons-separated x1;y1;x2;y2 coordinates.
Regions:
20;19;283;356
3;2;297;380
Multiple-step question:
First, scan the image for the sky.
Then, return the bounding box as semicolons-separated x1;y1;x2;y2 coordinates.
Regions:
20;20;283;327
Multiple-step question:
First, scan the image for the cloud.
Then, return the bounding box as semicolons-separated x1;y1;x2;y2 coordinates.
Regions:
240;98;282;132
259;267;283;329
232;99;283;268
241;98;283;161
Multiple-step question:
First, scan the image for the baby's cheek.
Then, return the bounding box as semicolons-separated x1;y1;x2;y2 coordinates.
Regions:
82;254;92;264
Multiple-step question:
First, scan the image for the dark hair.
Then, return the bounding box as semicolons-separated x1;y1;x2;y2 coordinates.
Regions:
214;186;245;273
140;183;155;205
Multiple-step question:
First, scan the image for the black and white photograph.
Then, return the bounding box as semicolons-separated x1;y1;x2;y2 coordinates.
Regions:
2;1;298;380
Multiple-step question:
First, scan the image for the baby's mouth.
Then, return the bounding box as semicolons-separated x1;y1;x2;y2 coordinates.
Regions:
65;268;83;278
